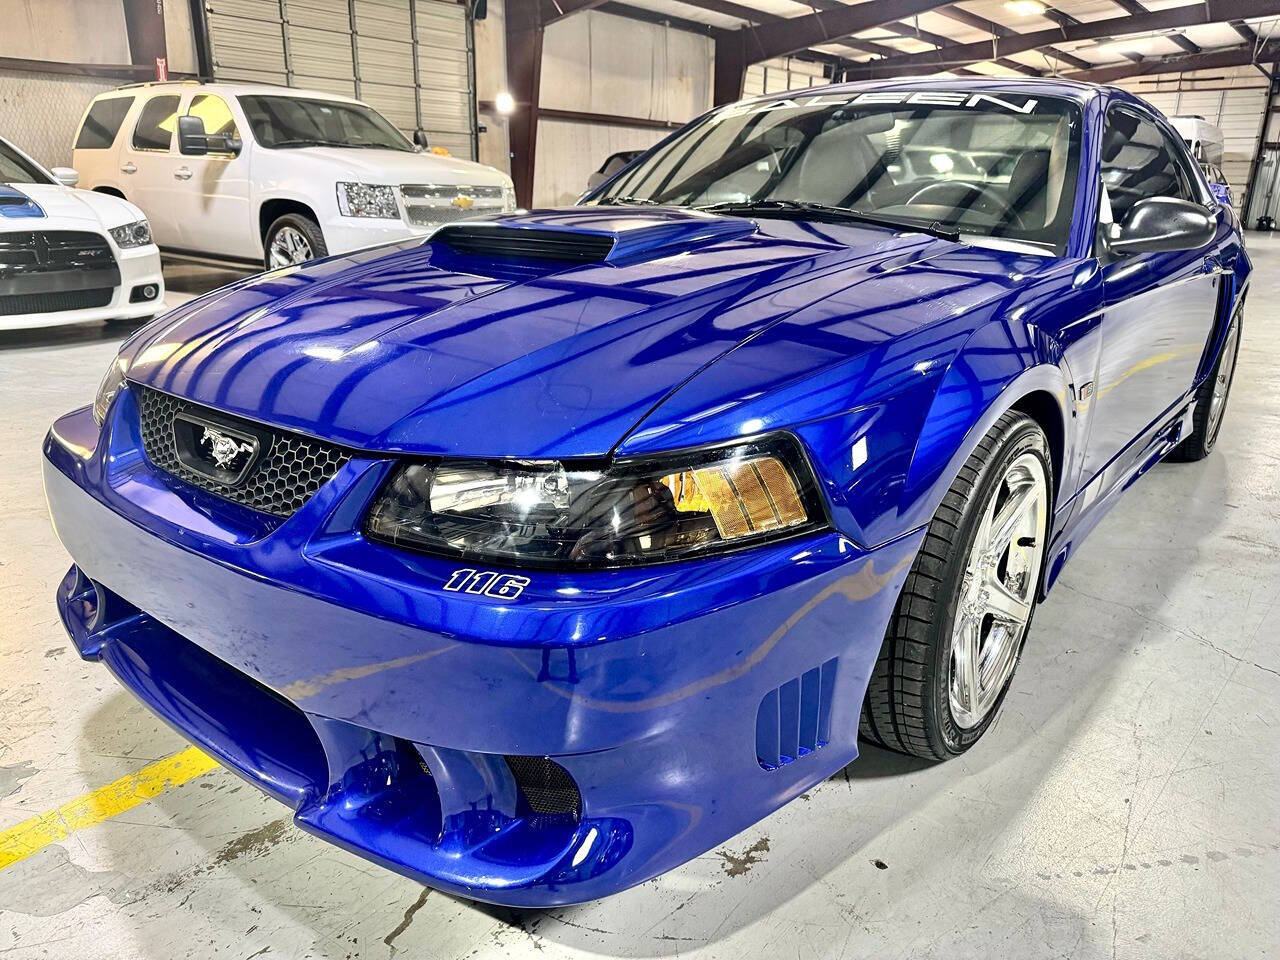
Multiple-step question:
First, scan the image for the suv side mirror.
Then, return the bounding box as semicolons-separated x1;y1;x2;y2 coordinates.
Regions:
1108;196;1215;256
50;167;79;188
177;114;209;156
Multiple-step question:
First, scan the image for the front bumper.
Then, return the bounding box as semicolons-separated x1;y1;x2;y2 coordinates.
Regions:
0;243;163;331
43;388;921;905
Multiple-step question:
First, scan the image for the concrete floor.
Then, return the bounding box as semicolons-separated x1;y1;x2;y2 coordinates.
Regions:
1;242;1277;960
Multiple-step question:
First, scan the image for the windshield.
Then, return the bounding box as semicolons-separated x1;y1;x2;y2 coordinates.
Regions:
238;95;412;151
592;90;1082;253
0;141;51;185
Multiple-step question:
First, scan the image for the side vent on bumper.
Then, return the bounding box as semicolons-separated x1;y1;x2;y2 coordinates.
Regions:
505;755;582;817
755;658;838;770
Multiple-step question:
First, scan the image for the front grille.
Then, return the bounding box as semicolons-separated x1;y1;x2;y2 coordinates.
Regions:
504;755;582;817
0;230;116;274
135;386;352;518
0;288;113;316
400;183;506;228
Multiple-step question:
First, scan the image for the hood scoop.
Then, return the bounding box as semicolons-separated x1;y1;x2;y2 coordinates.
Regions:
431;208;757;266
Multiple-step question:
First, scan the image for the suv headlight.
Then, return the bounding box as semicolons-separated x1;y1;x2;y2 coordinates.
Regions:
93;356;129;426
336;182;399;219
365;435;826;568
109;219;152;248
502;185;517;212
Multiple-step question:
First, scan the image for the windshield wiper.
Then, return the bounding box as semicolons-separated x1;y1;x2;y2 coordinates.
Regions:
696;200;961;242
595;196;662;206
270;138;352;149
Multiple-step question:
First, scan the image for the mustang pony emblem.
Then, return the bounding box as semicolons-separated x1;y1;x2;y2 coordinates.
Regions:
201;426;255;470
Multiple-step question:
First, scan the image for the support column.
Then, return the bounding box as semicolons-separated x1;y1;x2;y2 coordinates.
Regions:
505;3;543;208
713;31;747;106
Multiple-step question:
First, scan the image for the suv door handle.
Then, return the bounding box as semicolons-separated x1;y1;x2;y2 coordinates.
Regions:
120;162;136;174
174;166;193;180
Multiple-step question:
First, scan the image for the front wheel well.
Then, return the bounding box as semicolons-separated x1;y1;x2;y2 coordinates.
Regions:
259;198;318;241
1009;390;1064;500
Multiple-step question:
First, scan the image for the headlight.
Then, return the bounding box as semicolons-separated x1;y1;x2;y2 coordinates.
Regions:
93;356;129;426
336;182;399;219
365;435;826;568
109;219;152;248
502;185;517;212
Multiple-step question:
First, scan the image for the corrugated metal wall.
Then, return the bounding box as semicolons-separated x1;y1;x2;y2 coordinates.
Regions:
743;57;828;98
1117;77;1268;221
206;0;476;158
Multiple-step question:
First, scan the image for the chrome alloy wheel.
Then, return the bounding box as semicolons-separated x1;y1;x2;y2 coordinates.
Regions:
949;451;1049;729
1206;313;1240;443
268;226;314;268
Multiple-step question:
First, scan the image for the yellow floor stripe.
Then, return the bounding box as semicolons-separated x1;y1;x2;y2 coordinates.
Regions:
0;746;219;870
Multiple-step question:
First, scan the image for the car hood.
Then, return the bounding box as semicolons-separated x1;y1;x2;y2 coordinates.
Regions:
122;208;1036;458
284;146;512;186
0;182;139;230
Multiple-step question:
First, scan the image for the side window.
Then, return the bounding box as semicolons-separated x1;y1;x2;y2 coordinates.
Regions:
131;95;180;152
76;97;134;150
187;95;239;156
1100;109;1194;224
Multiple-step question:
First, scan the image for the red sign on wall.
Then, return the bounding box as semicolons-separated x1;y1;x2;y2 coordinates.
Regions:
155;56;168;81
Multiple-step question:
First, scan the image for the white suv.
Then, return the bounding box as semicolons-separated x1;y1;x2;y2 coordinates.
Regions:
72;81;515;269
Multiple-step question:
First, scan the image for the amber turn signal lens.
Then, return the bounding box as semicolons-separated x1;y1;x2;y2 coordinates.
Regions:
662;455;808;540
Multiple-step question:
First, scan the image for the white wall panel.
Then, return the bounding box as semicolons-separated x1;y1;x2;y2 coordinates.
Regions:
534;118;666;207
0;0;130;64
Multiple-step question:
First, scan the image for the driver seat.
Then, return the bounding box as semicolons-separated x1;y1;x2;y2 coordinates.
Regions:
1007;149;1050;228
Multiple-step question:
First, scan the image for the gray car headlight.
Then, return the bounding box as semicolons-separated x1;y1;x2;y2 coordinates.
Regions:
365;434;827;568
93;356;129;426
109;219;152;248
336;182;399;219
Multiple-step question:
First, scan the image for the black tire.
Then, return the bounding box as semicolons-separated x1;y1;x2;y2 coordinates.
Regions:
264;212;327;270
1167;304;1242;463
860;411;1053;760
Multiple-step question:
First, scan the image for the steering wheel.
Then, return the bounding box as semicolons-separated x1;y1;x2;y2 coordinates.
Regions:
905;181;1025;228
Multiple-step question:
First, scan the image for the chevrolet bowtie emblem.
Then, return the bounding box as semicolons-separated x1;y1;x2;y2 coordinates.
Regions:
452;194;475;210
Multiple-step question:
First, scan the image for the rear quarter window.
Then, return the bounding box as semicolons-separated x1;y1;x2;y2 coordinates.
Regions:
76;97;134;150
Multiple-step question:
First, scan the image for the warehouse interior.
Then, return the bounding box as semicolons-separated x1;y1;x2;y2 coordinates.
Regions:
1;1;1278;958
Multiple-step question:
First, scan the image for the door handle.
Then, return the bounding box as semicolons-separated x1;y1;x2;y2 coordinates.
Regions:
174;167;193;180
1202;255;1222;275
120;162;136;174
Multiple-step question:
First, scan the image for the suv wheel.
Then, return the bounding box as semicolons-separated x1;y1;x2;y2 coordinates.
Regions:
265;213;327;269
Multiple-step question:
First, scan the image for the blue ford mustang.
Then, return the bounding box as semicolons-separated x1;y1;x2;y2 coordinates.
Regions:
43;79;1247;905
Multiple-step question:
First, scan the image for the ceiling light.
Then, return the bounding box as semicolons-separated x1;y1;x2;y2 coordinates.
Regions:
1003;0;1046;15
494;91;516;115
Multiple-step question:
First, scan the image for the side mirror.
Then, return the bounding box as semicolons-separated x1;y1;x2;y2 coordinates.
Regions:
413;129;430;149
1108;196;1215;256
177;114;208;156
50;167;79;188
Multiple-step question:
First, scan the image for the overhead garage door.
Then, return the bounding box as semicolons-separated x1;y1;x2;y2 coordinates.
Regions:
205;0;476;159
1129;85;1268;220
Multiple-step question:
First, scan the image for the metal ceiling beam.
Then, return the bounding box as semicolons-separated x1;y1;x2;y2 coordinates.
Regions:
843;0;1280;77
1230;19;1259;42
1109;0;1202;53
930;7;1091;70
1066;37;1280;83
539;0;611;25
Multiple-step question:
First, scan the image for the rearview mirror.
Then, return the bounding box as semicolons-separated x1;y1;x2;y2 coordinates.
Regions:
1108;196;1215;256
177;114;208;156
50;167;79;188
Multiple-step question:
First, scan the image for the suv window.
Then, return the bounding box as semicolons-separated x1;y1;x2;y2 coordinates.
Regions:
131;95;180;152
76;96;134;150
188;94;240;156
1100;109;1195;224
237;95;412;152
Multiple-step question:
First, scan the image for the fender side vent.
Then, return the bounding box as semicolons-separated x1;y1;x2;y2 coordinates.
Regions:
504;755;582;817
755;658;838;770
434;225;615;263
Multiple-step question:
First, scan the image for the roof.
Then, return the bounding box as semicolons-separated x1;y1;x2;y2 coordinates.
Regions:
747;74;1126;105
109;80;362;105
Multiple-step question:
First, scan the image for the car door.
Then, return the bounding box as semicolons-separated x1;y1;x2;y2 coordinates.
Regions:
171;92;255;259
123;93;184;249
1082;105;1222;487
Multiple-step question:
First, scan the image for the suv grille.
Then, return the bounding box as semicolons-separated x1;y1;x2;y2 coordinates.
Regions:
136;386;352;518
400;183;506;227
